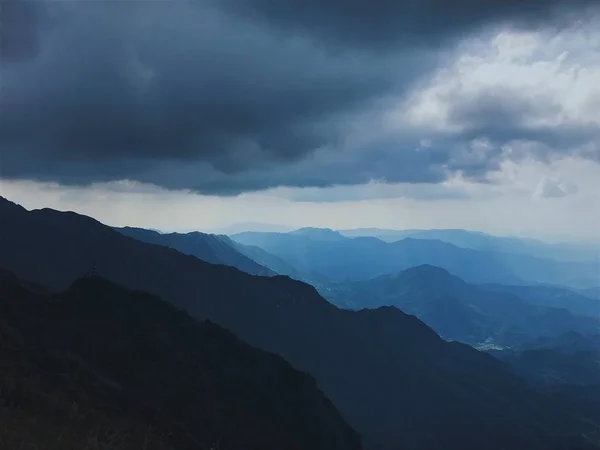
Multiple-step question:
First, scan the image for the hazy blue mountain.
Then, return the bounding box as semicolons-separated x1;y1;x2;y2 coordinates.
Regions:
213;222;293;234
231;229;599;288
324;265;600;347
338;227;420;241
482;284;600;318
228;239;323;282
0;267;360;450
289;227;347;241
580;287;600;300
339;228;600;262
117;227;275;276
2;196;598;450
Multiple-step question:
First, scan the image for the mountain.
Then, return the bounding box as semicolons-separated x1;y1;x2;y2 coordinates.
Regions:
491;332;600;388
339;228;600;262
117;227;275;277
213;222;293;234
231;229;599;288
228;239;322;281
514;332;600;353
116;226;323;284
1;197;599;450
0;267;360;450
338;227;420;241
580;287;600;300
324;265;600;347
482;284;600;318
498;348;600;388
289;227;347;241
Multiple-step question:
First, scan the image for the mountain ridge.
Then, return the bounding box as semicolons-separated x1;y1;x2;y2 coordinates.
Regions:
231;229;598;288
1;197;599;450
324;264;600;347
117;226;275;277
0;266;361;450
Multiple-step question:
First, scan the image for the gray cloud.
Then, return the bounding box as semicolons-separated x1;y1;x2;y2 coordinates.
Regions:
0;0;598;195
445;88;600;168
534;177;579;198
273;182;471;203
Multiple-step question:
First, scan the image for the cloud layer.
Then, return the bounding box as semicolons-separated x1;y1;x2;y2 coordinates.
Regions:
0;0;599;195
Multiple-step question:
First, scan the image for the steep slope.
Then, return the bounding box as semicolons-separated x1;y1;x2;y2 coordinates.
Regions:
224;236;340;294
1;197;599;450
0;268;361;450
230;241;304;276
117;227;275;276
325;265;600;347
482;284;600;318
231;230;598;288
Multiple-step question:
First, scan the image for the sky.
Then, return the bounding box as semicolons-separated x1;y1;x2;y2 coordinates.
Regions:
1;0;599;242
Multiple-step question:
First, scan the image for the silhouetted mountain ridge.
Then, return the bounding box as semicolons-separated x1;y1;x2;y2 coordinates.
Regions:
0;197;599;450
117;226;275;276
0;267;361;450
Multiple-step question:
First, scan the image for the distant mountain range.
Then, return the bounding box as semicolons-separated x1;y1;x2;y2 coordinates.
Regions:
323;265;600;347
2;196;599;450
117;226;330;287
231;228;600;288
212;222;293;234
0;268;360;450
338;228;600;262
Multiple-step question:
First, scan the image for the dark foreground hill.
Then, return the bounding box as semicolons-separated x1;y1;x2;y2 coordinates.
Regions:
1;197;599;450
490;332;600;387
0;268;360;450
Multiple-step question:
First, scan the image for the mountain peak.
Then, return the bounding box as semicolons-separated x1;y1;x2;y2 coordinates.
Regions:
289;227;345;241
401;264;455;278
394;265;469;291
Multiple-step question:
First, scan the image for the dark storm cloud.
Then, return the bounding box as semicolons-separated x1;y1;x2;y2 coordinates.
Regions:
0;1;432;185
0;0;598;195
220;0;599;49
0;0;44;62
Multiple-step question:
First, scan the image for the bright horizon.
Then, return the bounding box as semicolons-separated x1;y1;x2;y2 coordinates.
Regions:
2;192;599;246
